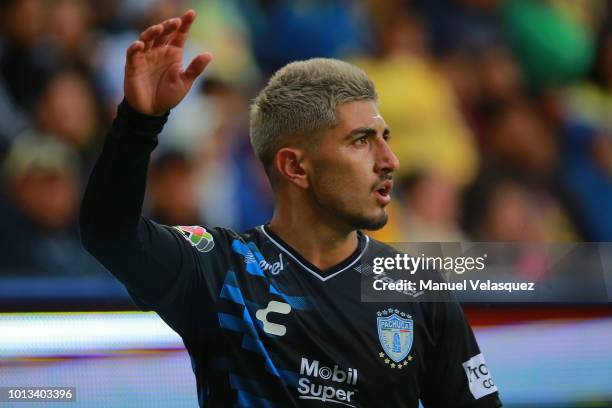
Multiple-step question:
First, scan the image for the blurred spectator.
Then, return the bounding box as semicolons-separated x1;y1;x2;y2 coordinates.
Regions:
464;175;546;241
475;46;523;105
441;43;524;146
559;120;612;241
355;4;479;187
35;70;102;156
190;0;260;89
401;171;467;242
503;0;594;90
566;23;612;133
0;131;103;275
462;172;577;241
195;79;273;230
477;99;581;242
146;150;204;227
0;0;53;149
419;0;505;55
0;0;59;112
48;0;98;73
241;0;369;77
483;100;558;181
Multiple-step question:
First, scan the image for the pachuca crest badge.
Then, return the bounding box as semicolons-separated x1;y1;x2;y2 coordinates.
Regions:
377;308;413;369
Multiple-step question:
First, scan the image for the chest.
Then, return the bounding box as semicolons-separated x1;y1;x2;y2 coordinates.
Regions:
214;263;434;405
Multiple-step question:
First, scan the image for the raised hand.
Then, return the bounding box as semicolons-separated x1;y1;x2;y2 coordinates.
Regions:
124;10;212;116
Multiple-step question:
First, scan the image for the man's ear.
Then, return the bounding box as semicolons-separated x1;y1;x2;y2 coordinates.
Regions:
274;147;309;189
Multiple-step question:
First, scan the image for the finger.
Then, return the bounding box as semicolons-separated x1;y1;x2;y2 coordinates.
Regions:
153;17;181;48
140;24;163;51
181;52;213;83
126;41;144;62
170;9;196;48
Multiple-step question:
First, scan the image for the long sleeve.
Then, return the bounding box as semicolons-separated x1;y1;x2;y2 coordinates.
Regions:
80;101;167;234
79;101;189;307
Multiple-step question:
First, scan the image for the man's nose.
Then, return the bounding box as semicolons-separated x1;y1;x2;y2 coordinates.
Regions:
374;139;400;174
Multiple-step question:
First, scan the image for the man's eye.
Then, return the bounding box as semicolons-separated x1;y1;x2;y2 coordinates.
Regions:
356;136;368;145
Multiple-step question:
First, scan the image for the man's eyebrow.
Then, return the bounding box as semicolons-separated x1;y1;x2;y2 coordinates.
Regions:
344;126;391;140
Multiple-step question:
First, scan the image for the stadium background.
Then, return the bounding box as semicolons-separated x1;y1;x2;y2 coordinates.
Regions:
0;0;611;406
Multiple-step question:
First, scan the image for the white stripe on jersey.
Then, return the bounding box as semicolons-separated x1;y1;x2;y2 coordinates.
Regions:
258;225;370;282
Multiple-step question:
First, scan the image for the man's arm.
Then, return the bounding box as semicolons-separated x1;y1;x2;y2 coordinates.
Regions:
420;296;503;408
79;10;212;308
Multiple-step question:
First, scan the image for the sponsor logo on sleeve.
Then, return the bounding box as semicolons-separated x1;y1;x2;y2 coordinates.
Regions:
462;353;498;399
174;226;215;252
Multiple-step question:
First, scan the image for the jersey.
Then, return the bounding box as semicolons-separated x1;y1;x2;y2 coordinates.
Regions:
80;101;503;408
134;222;502;407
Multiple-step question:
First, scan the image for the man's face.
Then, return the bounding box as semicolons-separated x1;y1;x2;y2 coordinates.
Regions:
307;100;399;231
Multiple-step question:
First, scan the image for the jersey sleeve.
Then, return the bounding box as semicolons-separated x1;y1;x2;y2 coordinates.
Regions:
79;101;230;340
127;221;232;338
420;295;503;408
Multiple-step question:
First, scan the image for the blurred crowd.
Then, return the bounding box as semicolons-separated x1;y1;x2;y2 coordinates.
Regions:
1;0;612;277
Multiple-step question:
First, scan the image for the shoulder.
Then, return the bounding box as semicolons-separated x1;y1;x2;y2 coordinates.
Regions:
362;234;405;260
168;224;269;252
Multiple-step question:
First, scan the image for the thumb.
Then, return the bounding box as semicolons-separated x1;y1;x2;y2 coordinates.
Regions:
182;52;213;84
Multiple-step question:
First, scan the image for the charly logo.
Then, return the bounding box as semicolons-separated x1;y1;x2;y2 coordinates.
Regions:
255;300;291;336
174;226;214;252
376;308;413;369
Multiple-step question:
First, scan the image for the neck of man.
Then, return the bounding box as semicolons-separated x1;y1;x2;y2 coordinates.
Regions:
268;192;359;271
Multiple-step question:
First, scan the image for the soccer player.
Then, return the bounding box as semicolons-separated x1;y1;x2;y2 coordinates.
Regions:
80;10;502;407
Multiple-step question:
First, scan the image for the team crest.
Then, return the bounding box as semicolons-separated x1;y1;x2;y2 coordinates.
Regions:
174;226;215;252
377;308;413;369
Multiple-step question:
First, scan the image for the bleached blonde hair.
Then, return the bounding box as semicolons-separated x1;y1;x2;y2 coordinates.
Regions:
249;58;377;180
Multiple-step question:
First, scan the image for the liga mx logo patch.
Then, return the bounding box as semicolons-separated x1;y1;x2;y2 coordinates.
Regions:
174;225;214;252
377;308;413;369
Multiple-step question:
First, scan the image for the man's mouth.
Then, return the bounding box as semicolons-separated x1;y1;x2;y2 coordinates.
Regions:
373;181;392;205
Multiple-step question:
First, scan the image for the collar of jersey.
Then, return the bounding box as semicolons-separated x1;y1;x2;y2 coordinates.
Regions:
259;225;370;282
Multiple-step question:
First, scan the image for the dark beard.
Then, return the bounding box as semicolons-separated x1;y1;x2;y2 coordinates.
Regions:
310;164;391;232
345;210;388;231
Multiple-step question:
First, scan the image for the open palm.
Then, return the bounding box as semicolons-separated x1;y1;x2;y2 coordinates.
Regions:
124;10;212;116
